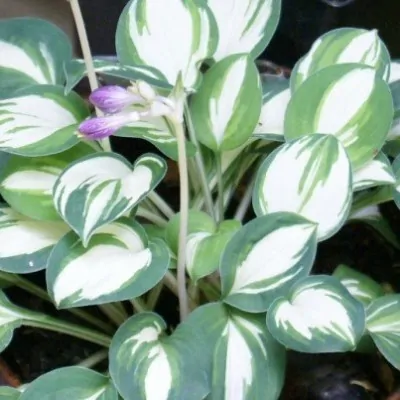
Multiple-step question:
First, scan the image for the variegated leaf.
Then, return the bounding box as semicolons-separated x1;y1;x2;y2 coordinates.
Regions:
348;205;400;250
0;18;72;97
211;307;285;400
64;58;171;94
221;213;317;313
19;367;118;400
253;75;289;142
116;0;217;88
0;142;97;221
166;210;240;280
267;275;366;353
285;64;393;169
392;154;400;211
389;60;400;84
0;205;69;273
166;210;216;255
116;117;196;161
109;312;211;400
388;80;400;141
0;85;89;157
47;218;169;308
332;264;385;307
53;152;166;246
186;220;240;282
207;0;281;62
253;134;352;240
190;54;262;152
353;152;395;191
291;28;391;91
366;294;400;369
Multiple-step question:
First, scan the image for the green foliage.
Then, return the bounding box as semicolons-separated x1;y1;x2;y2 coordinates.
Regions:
0;2;398;399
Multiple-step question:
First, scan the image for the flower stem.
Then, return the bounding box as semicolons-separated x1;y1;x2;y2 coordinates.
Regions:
25;315;111;347
147;191;175;219
130;298;147;313
146;282;164;310
67;0;112;152
216;154;224;223
98;304;126;326
0;272;114;334
234;174;256;222
77;349;108;368
184;103;215;220
136;207;168;227
174;121;190;321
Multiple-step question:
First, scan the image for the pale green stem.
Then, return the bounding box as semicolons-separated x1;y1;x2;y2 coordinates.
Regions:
98;304;126;326
147;191;175;219
25;315;111;347
67;0;112;152
130;298;147;313
187;158;201;194
0;272;114;334
146;282;164;310
77;349;108;368
184;103;215;220
234;175;256;222
174;121;190;320
215;154;224;223
136;207;168;227
163;270;197;309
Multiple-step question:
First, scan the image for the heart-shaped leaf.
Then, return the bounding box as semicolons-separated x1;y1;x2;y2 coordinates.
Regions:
116;0;217;89
166;210;241;280
53;152;166;246
46;218;169;308
116;117;196;161
366;294;400;370
285;64;393;169
267;275;365;353
353;152;395;191
0;18;72;97
109;312;210;400
253;134;352;240
186;219;241;282
64;58;171;94
253;75;290;142
0;142;97;221
190;54;262;152
0;205;70;274
0;85;89;157
19;367;118;400
332;264;385;307
221;212;317;313
210;306;286;400
290;28;391;91
207;0;281;62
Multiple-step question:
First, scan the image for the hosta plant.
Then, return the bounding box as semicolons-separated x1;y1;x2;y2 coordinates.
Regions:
0;0;399;399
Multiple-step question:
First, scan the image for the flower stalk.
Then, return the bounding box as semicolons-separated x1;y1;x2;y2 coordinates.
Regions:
174;120;190;321
67;0;112;151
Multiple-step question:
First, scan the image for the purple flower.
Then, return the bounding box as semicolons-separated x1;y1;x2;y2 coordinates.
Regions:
78;112;140;139
89;85;144;114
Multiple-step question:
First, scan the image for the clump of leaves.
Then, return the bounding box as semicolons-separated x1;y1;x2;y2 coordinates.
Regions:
0;1;399;399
